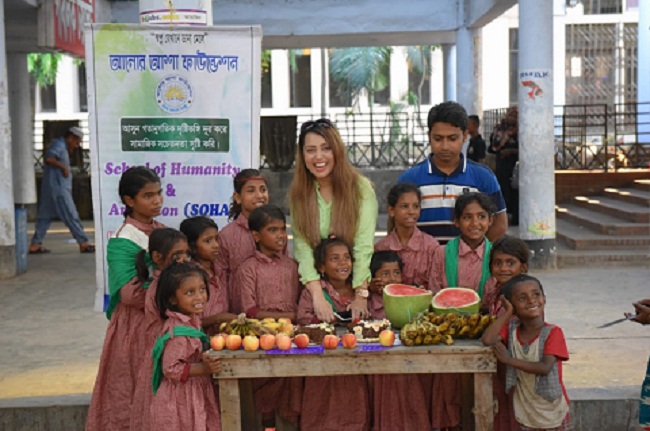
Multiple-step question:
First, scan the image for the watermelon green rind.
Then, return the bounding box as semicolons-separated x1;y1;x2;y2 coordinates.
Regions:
431;287;480;315
383;283;433;328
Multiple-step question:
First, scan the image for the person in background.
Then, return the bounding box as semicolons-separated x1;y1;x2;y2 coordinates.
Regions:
29;126;95;254
489;108;519;226
467;115;487;164
398;101;507;244
629;299;650;431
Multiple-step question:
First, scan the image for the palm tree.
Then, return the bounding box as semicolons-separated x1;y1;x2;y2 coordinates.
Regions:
329;47;392;164
406;45;437;130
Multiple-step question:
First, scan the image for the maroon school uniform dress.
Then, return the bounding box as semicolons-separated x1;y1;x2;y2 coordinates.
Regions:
235;251;302;423
429;239;498;429
374;227;440;290
149;311;221;431
200;260;230;336
86;217;164;431
366;302;431;431
215;214;256;313
297;280;371;431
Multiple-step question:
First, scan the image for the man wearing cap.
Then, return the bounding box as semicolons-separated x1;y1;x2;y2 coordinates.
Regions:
29;127;95;254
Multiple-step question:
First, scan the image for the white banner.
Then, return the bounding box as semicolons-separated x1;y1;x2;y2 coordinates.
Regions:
85;24;262;312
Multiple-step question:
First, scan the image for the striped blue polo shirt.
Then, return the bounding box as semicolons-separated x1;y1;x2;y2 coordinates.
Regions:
397;154;506;242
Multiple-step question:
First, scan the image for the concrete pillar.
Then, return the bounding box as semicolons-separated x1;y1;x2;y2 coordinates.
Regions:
431;46;444;105
390;46;409;102
271;50;290;109
638;0;650;142
55;56;80;114
310;48;323;116
442;44;456;102
518;0;555;269
553;0;566;107
0;0;17;279
456;26;482;117
8;54;36;206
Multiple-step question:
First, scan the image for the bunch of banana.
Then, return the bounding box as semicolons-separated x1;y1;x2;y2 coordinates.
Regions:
218;313;265;337
399;312;496;346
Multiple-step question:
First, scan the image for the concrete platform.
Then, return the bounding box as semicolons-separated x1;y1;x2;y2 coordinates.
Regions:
0;221;648;430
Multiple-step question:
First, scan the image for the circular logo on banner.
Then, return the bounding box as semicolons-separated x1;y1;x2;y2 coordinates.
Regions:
156;75;194;113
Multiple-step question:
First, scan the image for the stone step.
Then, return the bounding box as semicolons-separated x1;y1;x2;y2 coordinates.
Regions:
556;247;649;268
556;203;650;236
632;178;650;191
556;218;650;250
572;195;650;223
602;187;650;206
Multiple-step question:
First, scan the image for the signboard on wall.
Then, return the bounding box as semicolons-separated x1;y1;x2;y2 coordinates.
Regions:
85;24;262;312
38;0;95;57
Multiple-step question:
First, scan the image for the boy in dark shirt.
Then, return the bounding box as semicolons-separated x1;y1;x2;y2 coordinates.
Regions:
467;115;486;164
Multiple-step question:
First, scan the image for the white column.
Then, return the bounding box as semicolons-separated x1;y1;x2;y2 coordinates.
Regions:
456;26;482;116
271;50;290;109
638;0;650;142
310;48;323;116
390;46;409;102
431;46;444;105
442;44;456;102
8;53;36;205
55;55;80;114
553;0;566;107
518;0;556;269
0;0;16;279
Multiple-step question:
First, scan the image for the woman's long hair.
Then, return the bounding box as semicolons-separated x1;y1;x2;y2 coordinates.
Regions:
289;119;362;249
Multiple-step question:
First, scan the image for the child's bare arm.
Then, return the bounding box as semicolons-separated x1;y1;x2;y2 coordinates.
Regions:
481;296;513;346
492;343;558;376
189;354;222;377
201;312;238;329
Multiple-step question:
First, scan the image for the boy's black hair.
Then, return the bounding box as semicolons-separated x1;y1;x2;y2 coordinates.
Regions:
313;236;352;271
248;204;285;233
387;182;422;207
179;216;218;251
229;168;266;221
135;228;187;283
119;166;161;219
490;235;529;265
468;115;480;127
370;250;403;277
501;274;544;303
427;101;468;132
453;192;497;220
156;261;210;320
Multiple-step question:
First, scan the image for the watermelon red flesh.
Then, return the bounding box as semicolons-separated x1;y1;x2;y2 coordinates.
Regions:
384;284;430;296
431;288;480;314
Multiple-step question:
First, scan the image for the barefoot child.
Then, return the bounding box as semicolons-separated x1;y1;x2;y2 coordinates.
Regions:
86;166;165;431
130;228;191;431
367;250;431;431
429;192;498;430
482;275;572;431
150;262;222;431
374;182;439;290
180;216;236;335
297;237;370;431
215;169;269;313
234;205;301;429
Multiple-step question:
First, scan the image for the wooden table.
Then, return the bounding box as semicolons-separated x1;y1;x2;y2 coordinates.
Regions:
210;340;497;431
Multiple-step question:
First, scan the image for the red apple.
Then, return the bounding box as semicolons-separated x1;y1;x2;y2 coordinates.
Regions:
279;321;294;336
209;334;226;351
276;333;292;351
379;329;395;347
341;333;357;349
259;334;276;350
225;334;242;351
322;334;340;350
243;335;260;352
294;333;310;349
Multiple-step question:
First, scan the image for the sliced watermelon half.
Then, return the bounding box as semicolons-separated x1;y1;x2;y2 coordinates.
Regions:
431;287;480;315
383;283;433;329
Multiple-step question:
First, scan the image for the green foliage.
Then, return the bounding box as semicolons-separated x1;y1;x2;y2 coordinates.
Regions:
329;46;392;107
27;53;63;87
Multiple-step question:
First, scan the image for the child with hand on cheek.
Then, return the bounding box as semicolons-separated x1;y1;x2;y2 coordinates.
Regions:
482;275;572;431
